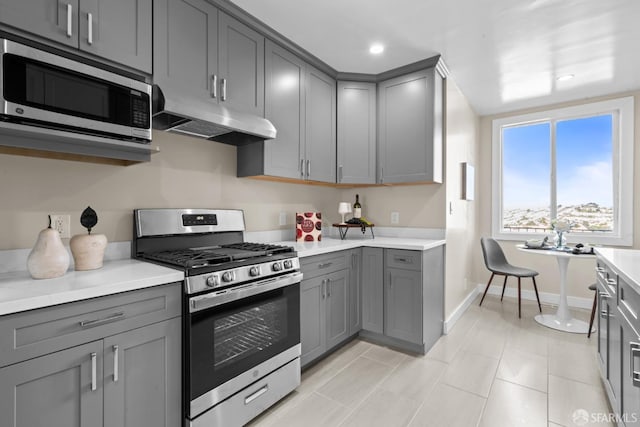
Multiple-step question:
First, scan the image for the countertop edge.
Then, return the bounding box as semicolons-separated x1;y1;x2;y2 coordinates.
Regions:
283;238;447;258
595;247;640;293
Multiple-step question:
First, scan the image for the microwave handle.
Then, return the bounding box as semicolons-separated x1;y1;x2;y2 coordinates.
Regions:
66;4;73;38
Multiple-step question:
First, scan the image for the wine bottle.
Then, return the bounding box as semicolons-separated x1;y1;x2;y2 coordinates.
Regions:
353;194;362;219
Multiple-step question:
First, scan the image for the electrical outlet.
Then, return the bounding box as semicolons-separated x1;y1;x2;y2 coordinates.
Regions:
50;214;71;238
279;211;287;226
391;212;400;224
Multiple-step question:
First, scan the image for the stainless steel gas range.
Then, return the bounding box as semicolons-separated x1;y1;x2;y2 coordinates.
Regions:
133;209;301;427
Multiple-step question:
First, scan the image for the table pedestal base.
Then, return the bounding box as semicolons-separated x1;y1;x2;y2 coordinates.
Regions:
534;314;595;334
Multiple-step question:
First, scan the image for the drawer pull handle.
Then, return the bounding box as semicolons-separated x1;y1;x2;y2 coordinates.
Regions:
90;352;97;391
245;385;268;405
606;278;617;286
113;345;119;382
394;257;410;263
631;343;640;387
318;262;332;269
595;267;605;273
80;312;125;328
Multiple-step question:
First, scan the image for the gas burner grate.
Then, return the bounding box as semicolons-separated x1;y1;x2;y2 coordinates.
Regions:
142;249;232;268
221;242;294;256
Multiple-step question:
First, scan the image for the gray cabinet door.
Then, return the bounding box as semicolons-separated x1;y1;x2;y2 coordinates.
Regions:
422;246;444;350
263;40;305;179
620;316;640;425
153;0;218;100
300;275;326;367
361;247;384;334
349;249;362;335
218;12;264;116
610;300;622;411
0;340;103;427
0;0;79;48
385;267;422;344
103;317;181;427
337;81;376;184
79;0;152;73
378;68;443;184
304;65;336;183
326;269;349;350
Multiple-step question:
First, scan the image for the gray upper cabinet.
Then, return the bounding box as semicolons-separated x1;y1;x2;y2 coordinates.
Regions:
337;81;377;184
0;340;104;427
154;0;264;114
304;65;336;183
0;0;152;73
378;68;443;184
218;12;264;116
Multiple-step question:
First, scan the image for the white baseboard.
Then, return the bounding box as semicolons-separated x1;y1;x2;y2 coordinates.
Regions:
475;282;594;310
444;287;480;334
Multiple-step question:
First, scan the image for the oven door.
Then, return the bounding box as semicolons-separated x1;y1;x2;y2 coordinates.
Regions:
187;272;302;419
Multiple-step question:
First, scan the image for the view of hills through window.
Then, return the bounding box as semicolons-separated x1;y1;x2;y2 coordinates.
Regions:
502;114;614;233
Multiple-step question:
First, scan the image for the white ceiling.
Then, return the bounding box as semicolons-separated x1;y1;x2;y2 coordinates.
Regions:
229;0;640;116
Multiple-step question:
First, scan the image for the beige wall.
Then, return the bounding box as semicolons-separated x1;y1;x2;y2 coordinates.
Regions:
475;90;640;300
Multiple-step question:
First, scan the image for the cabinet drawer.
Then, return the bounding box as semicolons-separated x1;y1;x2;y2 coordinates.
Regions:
301;252;348;279
0;282;181;367
386;249;421;271
619;277;640;332
596;258;617;296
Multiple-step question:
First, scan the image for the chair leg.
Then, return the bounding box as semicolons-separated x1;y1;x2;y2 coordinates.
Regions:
517;277;522;318
479;273;495;306
588;290;597;338
500;275;508;301
532;276;542;312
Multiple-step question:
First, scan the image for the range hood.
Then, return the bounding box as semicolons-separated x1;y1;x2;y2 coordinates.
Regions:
151;85;276;145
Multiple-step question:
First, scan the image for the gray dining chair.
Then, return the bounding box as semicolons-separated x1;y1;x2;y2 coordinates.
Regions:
479;237;542;318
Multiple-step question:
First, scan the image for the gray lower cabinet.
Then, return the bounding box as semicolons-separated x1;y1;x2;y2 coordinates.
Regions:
0;283;182;427
0;0;152;73
0;340;104;427
620;314;640;426
361;246;444;354
378;67;443;184
361;247;384;334
337;81;377;184
154;0;264;114
348;249;362;335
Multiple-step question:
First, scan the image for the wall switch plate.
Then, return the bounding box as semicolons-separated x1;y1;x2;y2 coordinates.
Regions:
391;212;400;224
50;214;71;238
279;212;287;226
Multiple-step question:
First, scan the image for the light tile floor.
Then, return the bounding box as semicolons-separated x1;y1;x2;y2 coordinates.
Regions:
249;296;613;427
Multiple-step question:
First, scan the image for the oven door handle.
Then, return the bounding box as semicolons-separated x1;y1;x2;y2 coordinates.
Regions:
189;272;303;313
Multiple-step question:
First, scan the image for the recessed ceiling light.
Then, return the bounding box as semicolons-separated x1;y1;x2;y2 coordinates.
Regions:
369;44;384;55
556;74;575;82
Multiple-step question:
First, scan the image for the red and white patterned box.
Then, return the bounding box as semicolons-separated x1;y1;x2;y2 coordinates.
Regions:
296;212;322;242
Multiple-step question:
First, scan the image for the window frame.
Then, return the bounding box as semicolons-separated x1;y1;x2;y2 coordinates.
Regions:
492;96;634;246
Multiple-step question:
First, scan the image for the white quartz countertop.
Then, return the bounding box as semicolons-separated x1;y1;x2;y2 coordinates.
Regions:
0;259;184;316
595;248;640;291
271;237;446;258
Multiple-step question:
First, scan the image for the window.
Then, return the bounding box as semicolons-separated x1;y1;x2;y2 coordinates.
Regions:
492;97;634;246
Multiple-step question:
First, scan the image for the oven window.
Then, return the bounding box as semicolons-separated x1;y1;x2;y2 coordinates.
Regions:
189;283;300;401
214;299;287;370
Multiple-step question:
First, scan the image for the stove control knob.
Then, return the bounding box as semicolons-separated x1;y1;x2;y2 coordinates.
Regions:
283;260;293;269
272;262;282;272
222;271;234;282
205;275;218;288
249;266;261;277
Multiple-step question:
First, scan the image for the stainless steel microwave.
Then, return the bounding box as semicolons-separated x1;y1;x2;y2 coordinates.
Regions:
0;38;151;143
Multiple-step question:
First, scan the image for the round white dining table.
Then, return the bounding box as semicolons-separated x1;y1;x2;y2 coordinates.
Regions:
516;244;596;334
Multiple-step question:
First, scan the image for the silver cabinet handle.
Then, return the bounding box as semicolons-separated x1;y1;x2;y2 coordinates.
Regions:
87;12;93;45
595;267;605;273
394;257;410;263
318;262;333;269
321;279;326;299
66;4;73;37
300;159;305;177
631;342;640;387
607;278;617;286
306;160;311;177
221;78;227;101
90;352;97;391
327;278;331;297
80;312;125;328
338;165;343;182
245;385;268;405
211;75;218;99
380;167;384;183
113;345;119;382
